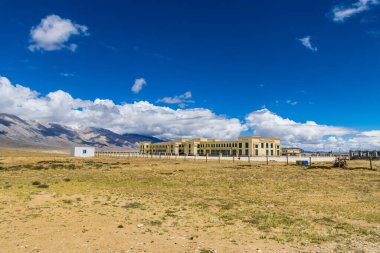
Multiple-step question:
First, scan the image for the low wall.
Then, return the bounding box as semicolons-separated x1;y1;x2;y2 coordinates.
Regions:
95;152;336;163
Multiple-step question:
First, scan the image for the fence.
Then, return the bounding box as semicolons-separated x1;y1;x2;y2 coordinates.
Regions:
95;152;336;165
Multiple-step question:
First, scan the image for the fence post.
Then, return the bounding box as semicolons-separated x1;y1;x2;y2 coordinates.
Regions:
266;156;269;165
286;154;289;165
233;156;235;163
248;155;250;163
219;154;221;163
309;157;312;168
206;154;208;164
370;157;373;170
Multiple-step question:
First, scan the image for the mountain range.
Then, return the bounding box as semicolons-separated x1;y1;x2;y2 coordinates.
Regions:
0;113;163;150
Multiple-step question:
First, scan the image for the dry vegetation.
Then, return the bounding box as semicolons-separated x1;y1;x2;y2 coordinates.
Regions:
0;148;379;253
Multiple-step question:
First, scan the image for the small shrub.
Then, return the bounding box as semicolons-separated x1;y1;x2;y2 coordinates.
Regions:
37;184;49;188
117;224;124;228
67;164;76;170
149;220;163;226
32;181;41;185
199;249;215;253
31;165;45;170
165;209;178;217
63;178;71;182
257;224;271;232
122;202;142;209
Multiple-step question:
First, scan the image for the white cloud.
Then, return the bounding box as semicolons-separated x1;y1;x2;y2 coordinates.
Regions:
157;91;193;108
286;100;298;106
131;78;146;94
244;109;377;151
0;76;245;140
29;15;88;52
2;75;380;151
60;72;74;77
347;131;380;149
298;36;318;52
331;0;379;23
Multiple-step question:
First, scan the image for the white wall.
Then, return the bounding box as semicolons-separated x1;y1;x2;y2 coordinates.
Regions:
97;152;337;162
71;147;95;157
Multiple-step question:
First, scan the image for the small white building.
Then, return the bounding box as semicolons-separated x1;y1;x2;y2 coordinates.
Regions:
71;147;95;157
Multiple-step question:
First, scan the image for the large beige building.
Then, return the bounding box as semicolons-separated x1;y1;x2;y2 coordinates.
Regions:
139;136;281;157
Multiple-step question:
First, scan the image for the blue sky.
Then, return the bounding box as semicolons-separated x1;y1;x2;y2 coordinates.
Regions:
0;0;380;150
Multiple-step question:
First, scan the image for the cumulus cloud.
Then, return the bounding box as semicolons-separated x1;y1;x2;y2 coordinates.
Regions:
1;75;380;150
298;36;318;52
347;131;380;150
331;0;379;23
131;78;146;94
0;76;245;140
157;91;193;108
29;15;88;52
245;109;370;151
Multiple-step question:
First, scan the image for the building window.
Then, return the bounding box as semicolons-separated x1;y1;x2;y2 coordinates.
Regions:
255;150;258;156
271;143;273;148
266;150;269;156
271;150;273;156
245;149;249;155
266;143;269;148
261;143;264;148
83;150;87;154
245;143;249;148
239;143;242;148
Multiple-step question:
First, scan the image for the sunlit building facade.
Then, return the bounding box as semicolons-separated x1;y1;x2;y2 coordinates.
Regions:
139;136;281;156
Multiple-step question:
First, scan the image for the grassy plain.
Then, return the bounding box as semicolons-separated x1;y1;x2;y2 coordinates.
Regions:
0;148;379;253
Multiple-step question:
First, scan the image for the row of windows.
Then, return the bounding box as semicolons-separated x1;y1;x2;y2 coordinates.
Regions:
200;143;236;148
198;143;280;149
199;143;250;148
149;142;280;149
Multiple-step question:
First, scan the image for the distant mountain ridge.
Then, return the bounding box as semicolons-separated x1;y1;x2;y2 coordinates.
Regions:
122;133;164;143
0;113;163;149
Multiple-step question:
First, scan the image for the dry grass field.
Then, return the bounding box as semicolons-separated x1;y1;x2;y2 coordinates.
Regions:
0;148;379;253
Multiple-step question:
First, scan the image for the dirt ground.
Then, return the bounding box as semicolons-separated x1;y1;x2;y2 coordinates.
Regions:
0;148;379;253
